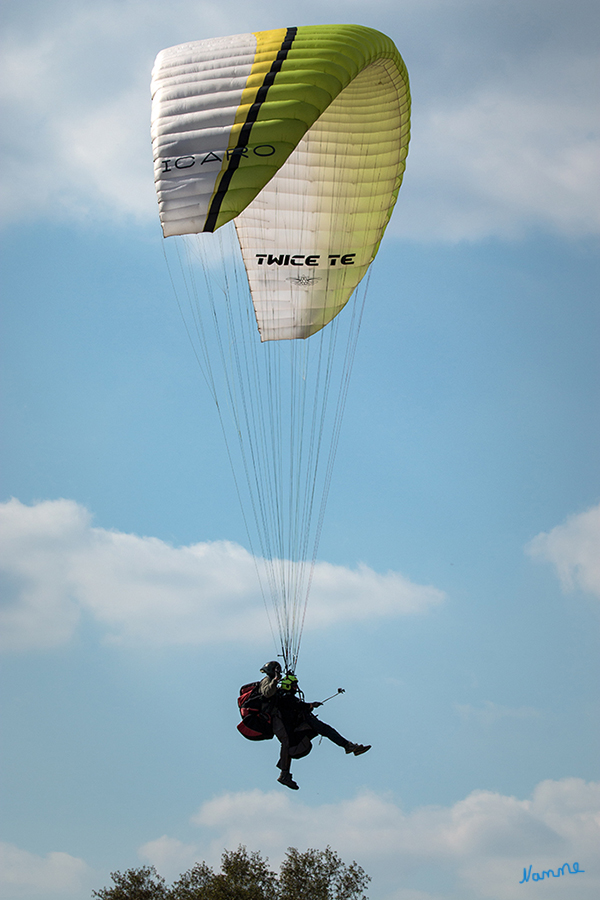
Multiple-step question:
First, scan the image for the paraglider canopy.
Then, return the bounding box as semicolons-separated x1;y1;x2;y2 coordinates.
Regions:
152;24;410;340
151;25;410;673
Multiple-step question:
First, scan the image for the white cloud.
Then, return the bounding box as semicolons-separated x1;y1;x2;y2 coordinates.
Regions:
527;503;600;599
139;778;600;899
455;701;541;726
394;71;600;241
0;498;444;651
139;835;200;875
0;842;90;899
4;778;597;899
0;2;157;223
1;0;598;239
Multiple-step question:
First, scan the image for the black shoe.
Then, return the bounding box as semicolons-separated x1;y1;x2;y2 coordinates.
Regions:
345;743;371;756
277;771;299;790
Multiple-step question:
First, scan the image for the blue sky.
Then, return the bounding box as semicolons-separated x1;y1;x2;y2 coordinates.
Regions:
1;2;599;899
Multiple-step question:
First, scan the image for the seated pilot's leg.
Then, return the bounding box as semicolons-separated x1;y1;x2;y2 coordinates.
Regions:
272;711;299;789
272;711;290;770
308;714;371;755
307;714;349;748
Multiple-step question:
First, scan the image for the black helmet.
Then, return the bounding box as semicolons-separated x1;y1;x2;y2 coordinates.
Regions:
260;661;281;677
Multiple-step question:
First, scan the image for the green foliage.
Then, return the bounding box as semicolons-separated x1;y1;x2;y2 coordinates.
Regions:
92;846;369;900
279;847;370;900
168;862;214;900
169;848;278;900
92;865;168;900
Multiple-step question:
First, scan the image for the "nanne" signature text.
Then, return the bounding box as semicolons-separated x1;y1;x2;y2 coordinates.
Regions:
520;861;584;883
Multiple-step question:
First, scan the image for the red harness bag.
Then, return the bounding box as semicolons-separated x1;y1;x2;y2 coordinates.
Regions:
236;682;274;741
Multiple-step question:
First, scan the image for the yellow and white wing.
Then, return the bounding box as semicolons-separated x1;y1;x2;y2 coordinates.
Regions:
151;25;411;340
